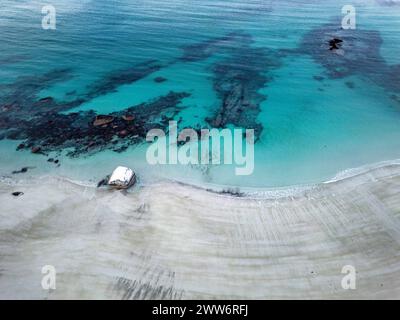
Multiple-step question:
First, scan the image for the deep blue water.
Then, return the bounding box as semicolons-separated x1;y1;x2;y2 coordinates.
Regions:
1;0;400;188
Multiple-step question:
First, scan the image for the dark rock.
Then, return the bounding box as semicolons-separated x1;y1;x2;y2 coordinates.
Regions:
93;115;114;127
154;77;167;83
118;130;128;138
31;146;41;154
122;115;135;121
345;81;355;89
97;175;110;188
329;38;343;50
206;187;245;197
313;75;325;82
47;158;54;162
113;145;128;153
38;97;54;103
1;103;18;112
12;192;24;197
12;166;35;174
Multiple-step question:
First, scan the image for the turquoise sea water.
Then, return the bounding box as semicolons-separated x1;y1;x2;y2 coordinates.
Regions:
1;0;400;188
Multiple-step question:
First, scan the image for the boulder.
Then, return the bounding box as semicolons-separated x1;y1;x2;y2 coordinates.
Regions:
93;115;114;127
122;115;135;121
31;146;41;154
329;38;343;50
107;166;136;189
118;130;128;138
154;77;167;83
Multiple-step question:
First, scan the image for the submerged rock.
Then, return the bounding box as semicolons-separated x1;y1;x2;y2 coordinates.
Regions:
345;81;356;89
97;175;110;188
31;146;41;154
180;31;253;62
85;60;163;99
376;0;400;6
122;114;135;121
313;75;325;82
12;167;34;174
36;97;55;106
298;20;400;93
93;115;114;127
5;91;189;157
206;39;281;139
118;130;128;138
154;77;167;83
329;38;343;50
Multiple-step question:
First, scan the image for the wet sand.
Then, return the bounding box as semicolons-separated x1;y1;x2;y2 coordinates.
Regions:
0;162;400;299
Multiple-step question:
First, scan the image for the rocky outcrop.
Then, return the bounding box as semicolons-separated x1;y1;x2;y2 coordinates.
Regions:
93;115;114;127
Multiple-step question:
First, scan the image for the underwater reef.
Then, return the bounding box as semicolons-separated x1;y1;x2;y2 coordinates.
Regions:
376;0;400;6
207;45;281;140
84;60;163;100
182;31;282;140
180;31;253;62
1;30;283;156
1;91;189;157
0;59;187;157
298;21;400;93
1;21;399;159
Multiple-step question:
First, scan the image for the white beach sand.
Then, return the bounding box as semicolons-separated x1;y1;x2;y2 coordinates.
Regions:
0;161;400;299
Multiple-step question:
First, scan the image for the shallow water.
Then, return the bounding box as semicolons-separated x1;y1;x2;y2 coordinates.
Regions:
1;0;400;188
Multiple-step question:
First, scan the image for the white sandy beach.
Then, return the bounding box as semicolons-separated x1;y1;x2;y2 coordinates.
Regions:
0;161;400;299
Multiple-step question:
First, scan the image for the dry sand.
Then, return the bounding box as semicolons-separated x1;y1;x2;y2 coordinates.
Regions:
0;161;400;299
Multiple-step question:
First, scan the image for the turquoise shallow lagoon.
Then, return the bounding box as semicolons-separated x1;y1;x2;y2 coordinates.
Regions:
1;0;400;188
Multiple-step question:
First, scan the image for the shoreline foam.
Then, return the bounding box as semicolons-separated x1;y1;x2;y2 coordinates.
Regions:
2;158;400;199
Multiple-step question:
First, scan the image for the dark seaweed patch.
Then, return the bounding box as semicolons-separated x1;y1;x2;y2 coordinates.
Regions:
181;31;283;140
154;77;167;83
0;58;187;157
297;20;400;93
313;75;325;82
376;0;400;6
12;167;35;174
85;60;163;99
7;91;189;157
206;43;281;140
0;68;74;116
0;60;164;120
0;54;30;65
180;31;253;62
